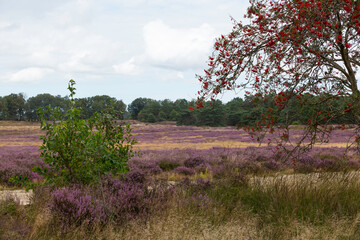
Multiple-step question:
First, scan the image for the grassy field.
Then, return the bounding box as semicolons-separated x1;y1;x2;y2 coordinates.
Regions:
1;121;360;239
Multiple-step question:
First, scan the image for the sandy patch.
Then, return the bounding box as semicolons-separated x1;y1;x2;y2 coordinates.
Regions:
0;189;33;205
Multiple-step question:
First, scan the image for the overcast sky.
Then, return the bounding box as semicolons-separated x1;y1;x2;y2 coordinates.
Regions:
0;0;249;105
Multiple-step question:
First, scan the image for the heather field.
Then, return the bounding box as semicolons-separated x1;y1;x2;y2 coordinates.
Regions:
1;121;360;239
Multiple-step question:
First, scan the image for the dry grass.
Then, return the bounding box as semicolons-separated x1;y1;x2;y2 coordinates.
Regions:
2;171;360;239
22;179;360;240
135;140;260;150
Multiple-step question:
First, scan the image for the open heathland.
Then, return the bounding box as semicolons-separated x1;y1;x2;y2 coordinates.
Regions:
1;121;360;239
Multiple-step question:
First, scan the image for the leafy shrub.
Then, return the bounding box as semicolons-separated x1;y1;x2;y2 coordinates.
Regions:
292;121;300;125
34;80;137;185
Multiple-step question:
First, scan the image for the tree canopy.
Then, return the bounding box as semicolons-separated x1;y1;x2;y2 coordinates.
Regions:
197;0;360;153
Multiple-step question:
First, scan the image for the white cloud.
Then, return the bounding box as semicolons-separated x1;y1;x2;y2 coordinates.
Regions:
0;0;125;77
45;0;93;27
0;21;13;30
113;57;140;75
156;69;188;82
177;72;184;79
8;67;54;83
143;20;215;70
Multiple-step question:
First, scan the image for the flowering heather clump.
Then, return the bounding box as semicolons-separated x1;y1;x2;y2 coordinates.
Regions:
121;168;146;184
99;175;151;225
129;159;162;175
173;166;196;176
184;157;205;168
50;172;172;230
294;155;319;173
309;147;347;171
314;155;345;171
263;159;282;171
0;147;43;186
50;187;105;230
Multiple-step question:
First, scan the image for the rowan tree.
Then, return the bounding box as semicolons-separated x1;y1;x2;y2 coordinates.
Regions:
197;0;360;155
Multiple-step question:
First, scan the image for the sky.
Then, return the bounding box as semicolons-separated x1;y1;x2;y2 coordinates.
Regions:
0;0;250;105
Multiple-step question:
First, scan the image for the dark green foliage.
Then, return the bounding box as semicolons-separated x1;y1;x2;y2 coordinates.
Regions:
158;111;167;121
0;93;26;121
225;97;246;126
0;89;358;127
137;100;161;123
169;109;178;121
157;159;181;171
128;97;150;120
0;93;125;122
75;95;126;120
34;80;137;185
147;113;157;123
176;100;226;127
177;109;197;126
0;97;7;120
195;100;226;127
25;94;70;121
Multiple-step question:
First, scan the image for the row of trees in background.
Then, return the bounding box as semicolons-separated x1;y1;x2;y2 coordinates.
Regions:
0;93;126;121
0;93;356;126
128;95;356;127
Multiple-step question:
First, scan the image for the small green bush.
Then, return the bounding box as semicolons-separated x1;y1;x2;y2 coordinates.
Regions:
291;121;300;125
157;159;180;171
34;80;137;186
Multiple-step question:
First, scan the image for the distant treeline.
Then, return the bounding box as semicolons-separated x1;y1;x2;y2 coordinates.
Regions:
129;95;356;127
0;93;356;126
0;93;126;121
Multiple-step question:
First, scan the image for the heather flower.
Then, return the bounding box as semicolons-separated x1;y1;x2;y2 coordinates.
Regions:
50;187;105;231
263;159;281;171
173;166;196;176
129;159;162;175
184;157;205;168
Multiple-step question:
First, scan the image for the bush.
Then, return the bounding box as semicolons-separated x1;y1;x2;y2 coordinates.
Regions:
157;159;180;171
50;173;172;230
99;175;150;225
34;80;137;186
173;166;196;176
184;157;205;168
130;160;162;175
263;160;282;171
50;187;105;230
